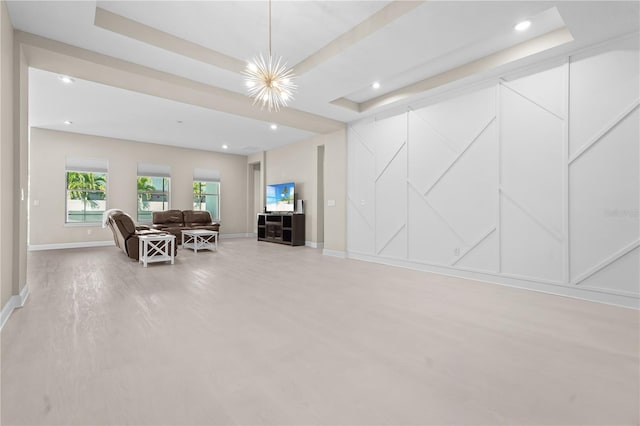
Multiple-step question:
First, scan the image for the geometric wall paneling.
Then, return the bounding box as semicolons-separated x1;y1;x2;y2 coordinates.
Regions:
427;117;497;245
375;141;407;258
347;201;375;255
409;87;495;153
569;107;640;294
454;228;499;274
372;113;407;179
499;81;564;236
407;184;463;266
575;246;640;296
568;35;640;158
346;35;639;306
378;225;408;260
501;63;566;120
500;191;564;283
347;125;376;227
347;124;376;255
407;110;458;193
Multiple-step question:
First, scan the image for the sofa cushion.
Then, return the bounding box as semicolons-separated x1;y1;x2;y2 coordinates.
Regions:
153;209;184;225
191;224;220;232
183;210;212;225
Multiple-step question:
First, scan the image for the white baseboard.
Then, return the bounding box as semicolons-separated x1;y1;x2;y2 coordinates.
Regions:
348;252;640;309
0;283;30;330
306;241;324;249
28;240;115;251
323;249;346;258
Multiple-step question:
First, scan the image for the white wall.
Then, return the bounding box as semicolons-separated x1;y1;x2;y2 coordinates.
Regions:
29;128;249;247
347;35;639;307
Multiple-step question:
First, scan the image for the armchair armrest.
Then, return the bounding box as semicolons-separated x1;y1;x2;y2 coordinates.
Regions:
135;225;151;231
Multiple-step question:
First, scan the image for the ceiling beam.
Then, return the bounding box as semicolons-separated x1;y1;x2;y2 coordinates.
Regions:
17;31;345;135
293;1;425;75
94;7;246;74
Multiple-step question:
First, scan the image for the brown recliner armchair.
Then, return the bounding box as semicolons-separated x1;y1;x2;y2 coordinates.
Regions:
106;210;176;260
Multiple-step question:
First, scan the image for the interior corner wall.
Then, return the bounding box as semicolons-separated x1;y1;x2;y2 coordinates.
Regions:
28;128;249;246
0;0;14;308
247;150;265;232
264;128;346;251
323;128;347;252
347;35;639;307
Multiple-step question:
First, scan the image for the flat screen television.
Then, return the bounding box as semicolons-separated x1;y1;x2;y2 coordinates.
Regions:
266;182;295;212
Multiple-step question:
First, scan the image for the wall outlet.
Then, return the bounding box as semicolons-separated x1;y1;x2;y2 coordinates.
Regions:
87;229;92;235
327;199;336;207
33;199;39;206
360;200;365;206
454;247;460;256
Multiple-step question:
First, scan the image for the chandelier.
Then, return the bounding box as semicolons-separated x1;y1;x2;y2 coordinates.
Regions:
244;0;296;112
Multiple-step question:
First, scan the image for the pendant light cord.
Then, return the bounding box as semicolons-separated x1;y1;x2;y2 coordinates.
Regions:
268;0;272;57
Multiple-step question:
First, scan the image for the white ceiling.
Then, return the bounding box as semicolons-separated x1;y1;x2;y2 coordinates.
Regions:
7;1;640;154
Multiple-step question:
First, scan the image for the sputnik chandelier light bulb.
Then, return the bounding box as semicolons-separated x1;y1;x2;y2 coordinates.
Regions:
244;0;296;112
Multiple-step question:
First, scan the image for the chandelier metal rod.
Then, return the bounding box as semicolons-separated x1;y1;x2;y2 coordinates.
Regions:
268;0;272;57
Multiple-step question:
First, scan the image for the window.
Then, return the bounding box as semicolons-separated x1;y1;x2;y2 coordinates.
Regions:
137;163;171;222
193;181;220;221
65;158;108;224
193;168;220;221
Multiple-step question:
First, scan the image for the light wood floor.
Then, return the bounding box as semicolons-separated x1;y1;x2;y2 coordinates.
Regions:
2;238;638;425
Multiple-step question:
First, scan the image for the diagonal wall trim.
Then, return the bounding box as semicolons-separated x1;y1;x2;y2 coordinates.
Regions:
500;186;563;242
375;141;406;182
408;109;458;154
423;117;496;196
573;240;640;286
450;226;497;266
376;223;406;255
347;196;374;231
349;126;375;156
408;181;466;243
568;99;640;165
500;79;565;121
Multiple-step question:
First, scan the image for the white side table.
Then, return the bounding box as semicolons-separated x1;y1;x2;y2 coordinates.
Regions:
138;234;176;267
181;229;218;253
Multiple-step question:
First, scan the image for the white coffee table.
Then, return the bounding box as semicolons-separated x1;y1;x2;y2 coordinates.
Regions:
181;229;218;253
138;234;176;267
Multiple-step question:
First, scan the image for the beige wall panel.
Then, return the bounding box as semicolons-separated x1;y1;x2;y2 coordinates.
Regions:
266;136;317;242
265;129;346;250
323;129;347;252
0;0;14;307
29;128;248;245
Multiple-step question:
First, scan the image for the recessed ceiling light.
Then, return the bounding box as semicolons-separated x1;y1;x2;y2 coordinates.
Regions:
372;81;381;90
222;144;229;150
63;120;72;125
270;124;278;130
58;76;74;84
515;20;531;31
176;120;183;124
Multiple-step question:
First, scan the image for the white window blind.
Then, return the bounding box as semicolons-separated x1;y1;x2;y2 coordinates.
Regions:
65;157;108;173
137;163;171;177
193;168;220;182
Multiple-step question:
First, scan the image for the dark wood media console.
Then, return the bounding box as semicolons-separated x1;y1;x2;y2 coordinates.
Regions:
257;213;305;246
